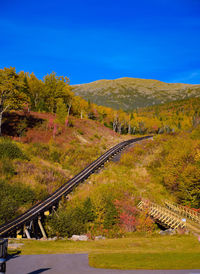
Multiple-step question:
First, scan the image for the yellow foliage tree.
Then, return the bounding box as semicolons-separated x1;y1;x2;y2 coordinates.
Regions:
0;67;29;135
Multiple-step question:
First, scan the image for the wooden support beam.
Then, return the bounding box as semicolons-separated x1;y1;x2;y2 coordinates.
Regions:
139;199;200;233
38;217;47;239
24;225;31;239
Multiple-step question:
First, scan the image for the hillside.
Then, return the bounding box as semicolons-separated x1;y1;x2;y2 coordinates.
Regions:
0;111;125;226
1;109;200;239
129;97;200;134
72;77;200;111
1;68;199;239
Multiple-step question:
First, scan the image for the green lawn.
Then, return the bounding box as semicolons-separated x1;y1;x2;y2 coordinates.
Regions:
89;253;200;270
9;234;200;270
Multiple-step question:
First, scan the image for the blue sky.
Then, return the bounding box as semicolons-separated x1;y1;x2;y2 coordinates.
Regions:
0;0;200;84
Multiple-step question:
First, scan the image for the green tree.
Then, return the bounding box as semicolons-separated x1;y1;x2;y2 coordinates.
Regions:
82;197;95;224
56;98;68;125
26;72;45;111
43;72;73;113
0;67;29;135
103;199;118;229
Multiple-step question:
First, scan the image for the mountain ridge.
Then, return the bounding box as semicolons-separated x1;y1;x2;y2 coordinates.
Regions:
72;77;200;111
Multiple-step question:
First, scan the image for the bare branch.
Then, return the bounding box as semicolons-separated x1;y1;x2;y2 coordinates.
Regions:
1;104;10;114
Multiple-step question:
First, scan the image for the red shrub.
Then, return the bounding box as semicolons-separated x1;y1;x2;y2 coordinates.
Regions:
114;197;139;232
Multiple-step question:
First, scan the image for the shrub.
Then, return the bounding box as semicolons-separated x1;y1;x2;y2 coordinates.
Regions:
114;197;139;232
77;129;84;135
94;134;101;139
136;211;155;232
0;139;28;160
28;143;50;159
68;119;74;127
50;149;61;163
46;207;85;237
1;159;16;178
0;180;36;225
46;198;96;237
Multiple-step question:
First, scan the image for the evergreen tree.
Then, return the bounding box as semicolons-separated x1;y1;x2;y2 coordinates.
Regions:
56;98;68;125
103;199;118;229
82;197;95;223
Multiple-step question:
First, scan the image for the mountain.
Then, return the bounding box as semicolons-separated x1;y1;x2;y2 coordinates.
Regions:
72;77;200;111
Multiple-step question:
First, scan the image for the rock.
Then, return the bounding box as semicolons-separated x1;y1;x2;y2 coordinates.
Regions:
47;237;56;241
159;230;166;235
71;235;88;241
8;243;24;249
177;227;189;235
52;236;58;240
95;236;106;241
40;237;48;240
159;228;176;235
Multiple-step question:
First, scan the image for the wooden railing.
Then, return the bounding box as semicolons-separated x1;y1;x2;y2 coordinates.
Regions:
138;200;186;229
165;201;200;225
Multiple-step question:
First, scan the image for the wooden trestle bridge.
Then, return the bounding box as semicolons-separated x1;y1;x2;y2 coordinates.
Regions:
138;200;200;234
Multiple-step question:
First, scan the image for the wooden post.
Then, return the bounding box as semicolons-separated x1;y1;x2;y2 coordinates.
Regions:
24;225;31;239
38;217;47;239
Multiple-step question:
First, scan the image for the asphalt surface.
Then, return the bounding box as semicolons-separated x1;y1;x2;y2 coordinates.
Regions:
6;254;200;274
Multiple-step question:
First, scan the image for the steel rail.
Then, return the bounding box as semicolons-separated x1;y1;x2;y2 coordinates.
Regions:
0;136;152;236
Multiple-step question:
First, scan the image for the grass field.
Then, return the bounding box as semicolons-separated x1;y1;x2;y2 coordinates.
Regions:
90;253;200;270
9;234;200;270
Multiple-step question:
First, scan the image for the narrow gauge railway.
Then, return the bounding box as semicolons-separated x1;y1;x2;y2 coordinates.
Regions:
0;136;152;237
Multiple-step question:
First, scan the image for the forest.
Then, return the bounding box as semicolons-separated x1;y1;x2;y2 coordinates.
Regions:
1;67;200;137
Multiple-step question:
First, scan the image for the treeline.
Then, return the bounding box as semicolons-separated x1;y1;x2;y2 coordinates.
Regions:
137;98;200;133
0;67;199;136
0;67;132;134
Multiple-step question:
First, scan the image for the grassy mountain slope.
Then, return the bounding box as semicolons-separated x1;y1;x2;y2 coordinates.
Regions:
1;102;199;237
73;77;200;111
45;126;200;238
0;111;125;225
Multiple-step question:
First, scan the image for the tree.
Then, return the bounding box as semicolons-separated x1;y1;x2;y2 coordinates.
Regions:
55;98;68;125
0;67;29;135
103;199;118;229
82;197;95;224
43;72;73;113
25;72;45;111
71;96;88;119
117;110;128;134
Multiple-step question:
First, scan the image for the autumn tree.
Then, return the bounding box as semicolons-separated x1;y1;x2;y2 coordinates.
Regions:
71;96;88;119
0;67;29;135
25;72;45;111
43;72;73;113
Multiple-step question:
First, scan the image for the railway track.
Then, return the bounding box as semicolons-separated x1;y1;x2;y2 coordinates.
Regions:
0;136;152;237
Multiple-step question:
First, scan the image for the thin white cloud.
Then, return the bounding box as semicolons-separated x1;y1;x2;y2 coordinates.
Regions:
170;70;200;84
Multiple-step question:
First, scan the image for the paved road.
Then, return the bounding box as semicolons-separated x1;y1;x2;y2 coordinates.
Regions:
6;254;200;274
